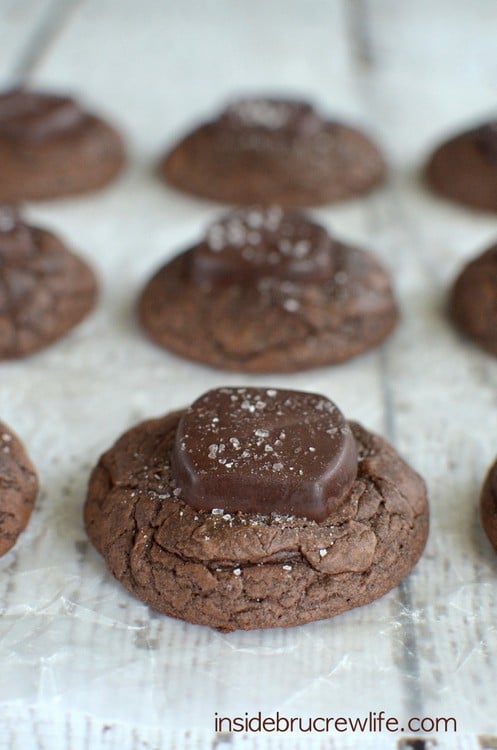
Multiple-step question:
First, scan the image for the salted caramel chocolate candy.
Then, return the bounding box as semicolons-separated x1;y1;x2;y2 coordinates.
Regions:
190;207;335;284
171;387;358;521
218;98;323;138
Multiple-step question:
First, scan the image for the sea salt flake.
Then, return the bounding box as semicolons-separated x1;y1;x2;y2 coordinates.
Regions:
272;462;284;472
247;210;264;228
233;567;242;576
293;240;310;258
211;508;224;515
319;548;328;557
282;564;292;571
254;428;269;438
283;298;300;312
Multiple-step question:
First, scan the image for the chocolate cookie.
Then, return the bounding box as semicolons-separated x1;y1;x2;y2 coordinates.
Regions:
85;387;429;631
160;97;386;207
481;458;497;553
0;421;38;557
426;121;497;211
0;88;125;201
449;244;497;356
139;207;398;372
0;205;98;359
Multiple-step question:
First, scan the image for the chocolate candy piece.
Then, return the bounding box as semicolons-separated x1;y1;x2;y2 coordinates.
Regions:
219;98;323;137
190;207;335;284
171;387;358;521
0;89;84;142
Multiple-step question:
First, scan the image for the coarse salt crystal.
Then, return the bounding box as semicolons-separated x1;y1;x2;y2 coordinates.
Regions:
254;428;269;438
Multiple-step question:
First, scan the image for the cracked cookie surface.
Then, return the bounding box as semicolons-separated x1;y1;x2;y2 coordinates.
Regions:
84;412;429;631
0;421;38;557
0;211;98;359
139;208;398;373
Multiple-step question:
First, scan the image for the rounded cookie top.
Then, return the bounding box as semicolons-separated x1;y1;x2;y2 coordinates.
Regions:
84;386;429;631
139;206;398;373
160;96;386;207
0;421;38;557
0;205;98;359
0;88;125;201
449;244;497;357
481;458;497;553
426;120;497;211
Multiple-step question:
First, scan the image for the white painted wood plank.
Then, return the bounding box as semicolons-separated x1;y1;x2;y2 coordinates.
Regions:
352;0;497;735
0;0;79;87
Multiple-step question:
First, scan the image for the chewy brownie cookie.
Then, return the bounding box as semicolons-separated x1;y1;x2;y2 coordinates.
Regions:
481;459;497;553
0;88;125;201
139;207;398;372
0;205;98;359
426;121;497;211
449;244;497;356
85;387;429;631
160;97;386;207
0;421;38;557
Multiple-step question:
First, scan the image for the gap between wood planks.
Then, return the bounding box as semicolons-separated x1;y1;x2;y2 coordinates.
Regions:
345;0;425;721
9;0;82;85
